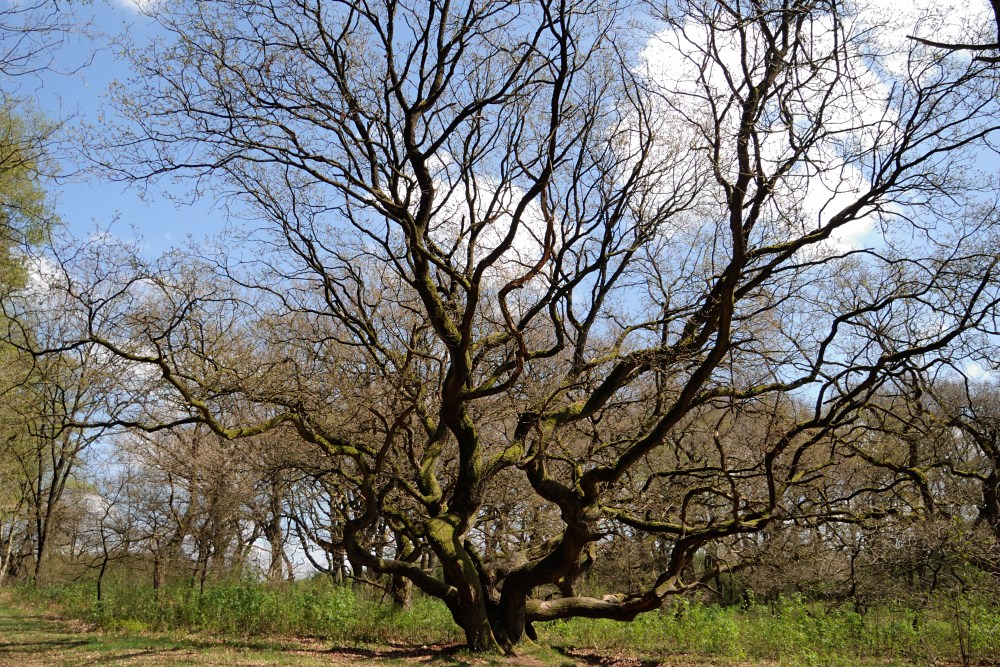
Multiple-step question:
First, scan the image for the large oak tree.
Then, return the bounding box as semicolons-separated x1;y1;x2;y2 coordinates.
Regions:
19;0;1000;652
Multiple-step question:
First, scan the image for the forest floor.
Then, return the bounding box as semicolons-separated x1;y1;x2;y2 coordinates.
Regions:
0;592;759;667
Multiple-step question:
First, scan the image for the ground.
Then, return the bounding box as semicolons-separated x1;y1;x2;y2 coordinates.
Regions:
0;592;764;667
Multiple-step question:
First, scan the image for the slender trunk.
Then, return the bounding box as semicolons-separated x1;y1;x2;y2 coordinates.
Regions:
199;552;210;595
264;514;285;582
32;432;74;590
264;481;287;581
982;470;1000;541
331;549;344;584
32;527;46;588
153;551;165;597
189;547;202;590
0;516;17;588
0;531;10;587
389;574;412;609
97;557;108;603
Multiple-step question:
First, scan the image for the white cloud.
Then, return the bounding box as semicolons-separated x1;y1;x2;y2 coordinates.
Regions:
632;2;968;254
23;252;65;298
804;164;876;251
111;0;160;14
964;361;995;381
613;1;997;265
426;156;548;289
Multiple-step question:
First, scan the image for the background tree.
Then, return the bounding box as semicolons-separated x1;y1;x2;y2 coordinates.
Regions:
120;424;266;592
0;0;90;585
932;378;1000;560
14;350;113;586
0;107;59;583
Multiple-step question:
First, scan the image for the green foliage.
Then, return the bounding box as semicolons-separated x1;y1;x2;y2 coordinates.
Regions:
0;103;54;288
26;577;461;645
20;580;1000;664
540;595;1000;666
0;104;57;545
0;595;380;667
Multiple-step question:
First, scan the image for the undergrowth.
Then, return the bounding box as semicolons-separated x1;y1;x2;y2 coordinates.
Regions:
23;577;461;645
541;594;1000;666
18;580;1000;665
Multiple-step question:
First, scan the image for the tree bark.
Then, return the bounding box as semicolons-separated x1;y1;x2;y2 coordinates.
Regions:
389;574;412;609
427;516;505;653
152;554;163;596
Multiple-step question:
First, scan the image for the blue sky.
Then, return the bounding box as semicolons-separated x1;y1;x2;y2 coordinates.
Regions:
29;0;226;255
29;0;998;258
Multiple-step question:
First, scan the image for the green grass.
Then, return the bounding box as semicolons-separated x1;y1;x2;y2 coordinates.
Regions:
0;595;337;666
539;595;1000;666
23;576;462;645
0;591;573;666
14;580;1000;666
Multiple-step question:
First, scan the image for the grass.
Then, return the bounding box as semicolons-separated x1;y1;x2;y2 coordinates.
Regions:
10;579;1000;666
0;590;576;666
0;595;335;666
24;576;462;645
539;595;1000;666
